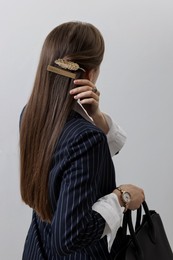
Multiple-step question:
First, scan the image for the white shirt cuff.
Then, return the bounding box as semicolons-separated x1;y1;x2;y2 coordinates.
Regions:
92;193;124;252
104;113;127;157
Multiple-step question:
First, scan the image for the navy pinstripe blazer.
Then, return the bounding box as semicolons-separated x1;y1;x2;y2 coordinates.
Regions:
22;111;122;260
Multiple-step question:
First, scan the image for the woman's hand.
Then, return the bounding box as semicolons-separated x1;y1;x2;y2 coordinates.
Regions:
70;79;100;117
70;79;109;134
113;184;145;210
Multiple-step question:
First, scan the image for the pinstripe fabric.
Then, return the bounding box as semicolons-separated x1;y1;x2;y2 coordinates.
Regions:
22;111;122;260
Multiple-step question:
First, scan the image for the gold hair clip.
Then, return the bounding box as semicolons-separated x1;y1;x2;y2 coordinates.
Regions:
47;65;76;79
55;59;85;72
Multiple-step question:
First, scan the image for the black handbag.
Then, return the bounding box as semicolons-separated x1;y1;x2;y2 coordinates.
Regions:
114;201;173;260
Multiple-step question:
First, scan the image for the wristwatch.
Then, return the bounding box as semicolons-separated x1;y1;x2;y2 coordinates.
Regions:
116;186;131;212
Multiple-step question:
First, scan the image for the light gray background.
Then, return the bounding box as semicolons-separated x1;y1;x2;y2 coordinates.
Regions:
0;0;173;259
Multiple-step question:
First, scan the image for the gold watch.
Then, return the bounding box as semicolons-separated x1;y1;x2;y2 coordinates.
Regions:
116;186;131;212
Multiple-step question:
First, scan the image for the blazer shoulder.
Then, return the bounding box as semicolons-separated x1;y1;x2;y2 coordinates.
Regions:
54;112;108;159
63;111;107;142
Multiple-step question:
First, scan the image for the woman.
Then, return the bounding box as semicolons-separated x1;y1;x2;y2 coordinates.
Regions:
20;21;144;259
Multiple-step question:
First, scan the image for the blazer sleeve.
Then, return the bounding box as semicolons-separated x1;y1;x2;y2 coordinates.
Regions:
51;129;110;256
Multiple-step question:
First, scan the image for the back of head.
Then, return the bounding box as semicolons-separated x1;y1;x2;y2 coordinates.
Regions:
42;21;104;71
20;21;105;222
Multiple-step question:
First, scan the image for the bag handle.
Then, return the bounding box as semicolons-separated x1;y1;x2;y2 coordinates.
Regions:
122;201;156;259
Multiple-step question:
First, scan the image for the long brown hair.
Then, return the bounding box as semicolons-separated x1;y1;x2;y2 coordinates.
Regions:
20;21;105;222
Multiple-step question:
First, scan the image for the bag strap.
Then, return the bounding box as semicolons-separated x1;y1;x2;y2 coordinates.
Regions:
123;201;156;259
135;203;142;230
141;201;156;243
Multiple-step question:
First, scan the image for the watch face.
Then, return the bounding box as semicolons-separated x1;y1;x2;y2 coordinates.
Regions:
122;192;131;203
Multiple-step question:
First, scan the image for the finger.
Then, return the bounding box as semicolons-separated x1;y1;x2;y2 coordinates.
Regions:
70;86;100;98
74;91;99;101
80;98;98;105
74;79;94;87
70;86;93;95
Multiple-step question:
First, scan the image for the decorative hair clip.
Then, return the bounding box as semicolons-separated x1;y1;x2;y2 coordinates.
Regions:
47;59;85;79
55;59;85;72
47;65;76;79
